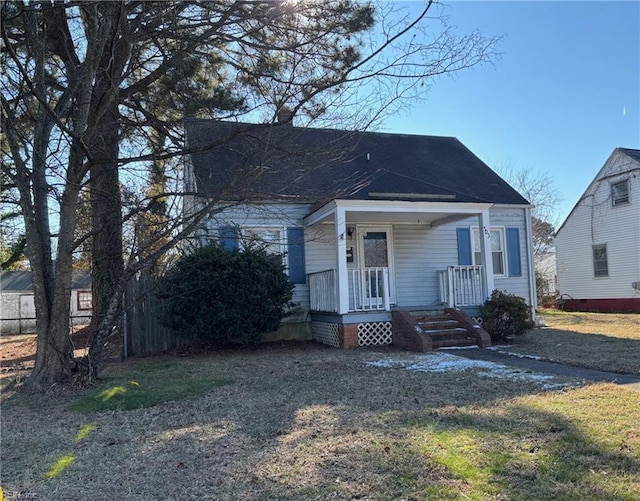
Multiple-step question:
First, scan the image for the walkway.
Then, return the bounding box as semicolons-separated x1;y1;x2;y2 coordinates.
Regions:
452;347;640;390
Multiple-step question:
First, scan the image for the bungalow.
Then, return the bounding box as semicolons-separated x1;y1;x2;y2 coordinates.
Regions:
184;120;536;349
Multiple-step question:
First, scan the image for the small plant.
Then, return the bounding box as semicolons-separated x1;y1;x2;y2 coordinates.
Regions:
479;290;533;343
157;242;294;345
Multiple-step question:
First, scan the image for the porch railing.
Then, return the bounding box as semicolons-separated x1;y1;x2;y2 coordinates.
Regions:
308;267;390;313
308;269;336;313
349;267;389;312
438;265;486;307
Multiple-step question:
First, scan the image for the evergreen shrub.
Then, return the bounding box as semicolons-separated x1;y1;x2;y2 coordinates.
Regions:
157;243;294;345
479;289;533;343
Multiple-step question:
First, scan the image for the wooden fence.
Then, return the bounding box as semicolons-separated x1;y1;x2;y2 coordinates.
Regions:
124;274;183;356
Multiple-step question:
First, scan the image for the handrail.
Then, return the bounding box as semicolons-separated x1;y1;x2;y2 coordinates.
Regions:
348;267;389;311
438;265;486;307
308;267;390;312
308;269;337;313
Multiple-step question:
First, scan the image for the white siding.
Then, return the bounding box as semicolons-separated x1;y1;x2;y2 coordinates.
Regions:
0;292;25;319
305;208;533;309
487;209;532;301
432;209;532;305
201;203;534;311
1;290;91;334
0;291;91;319
556;151;640;299
305;224;338;274
203;203;314;308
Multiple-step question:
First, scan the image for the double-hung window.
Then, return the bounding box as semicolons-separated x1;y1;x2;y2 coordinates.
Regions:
218;224;306;284
611;180;629;206
242;227;284;256
592;244;608;277
472;227;506;276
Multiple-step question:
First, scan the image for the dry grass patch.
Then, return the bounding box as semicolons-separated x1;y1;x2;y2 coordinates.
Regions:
502;310;640;375
3;345;639;500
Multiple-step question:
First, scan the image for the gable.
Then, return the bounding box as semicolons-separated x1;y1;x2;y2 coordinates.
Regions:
186;120;530;207
556;147;640;236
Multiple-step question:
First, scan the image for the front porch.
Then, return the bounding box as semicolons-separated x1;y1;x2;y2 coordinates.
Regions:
303;199;501;349
304;199;497;317
308;264;487;314
307;265;489;349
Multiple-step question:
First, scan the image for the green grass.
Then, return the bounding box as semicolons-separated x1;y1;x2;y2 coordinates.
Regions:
69;360;233;413
407;385;640;500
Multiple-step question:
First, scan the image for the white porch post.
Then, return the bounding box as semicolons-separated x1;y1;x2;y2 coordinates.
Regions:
525;207;538;318
478;210;495;298
335;206;350;314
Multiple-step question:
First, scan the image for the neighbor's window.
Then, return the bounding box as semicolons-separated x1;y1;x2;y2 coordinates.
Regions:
77;291;93;310
611;179;629;206
472;227;506;275
592;244;609;277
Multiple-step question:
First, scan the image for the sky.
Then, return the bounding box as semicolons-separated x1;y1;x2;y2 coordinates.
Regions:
380;1;640;225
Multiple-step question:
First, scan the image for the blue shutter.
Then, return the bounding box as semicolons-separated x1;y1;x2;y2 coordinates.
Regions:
218;225;239;251
457;228;472;265
506;227;522;276
287;227;306;284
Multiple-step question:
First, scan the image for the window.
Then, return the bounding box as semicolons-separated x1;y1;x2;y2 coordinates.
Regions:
593;244;608;277
226;225;306;285
77;291;93;310
472;227;506;275
611;180;629;206
242;227;284;255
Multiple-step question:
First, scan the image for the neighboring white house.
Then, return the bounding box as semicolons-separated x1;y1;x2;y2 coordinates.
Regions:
184;120;537;348
535;251;557;297
555;147;640;312
0;271;92;334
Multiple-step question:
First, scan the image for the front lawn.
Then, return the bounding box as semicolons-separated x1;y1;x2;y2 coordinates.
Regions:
502;310;640;374
2;343;639;500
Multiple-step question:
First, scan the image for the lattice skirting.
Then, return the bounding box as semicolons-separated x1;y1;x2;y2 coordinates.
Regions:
358;321;393;346
312;321;340;348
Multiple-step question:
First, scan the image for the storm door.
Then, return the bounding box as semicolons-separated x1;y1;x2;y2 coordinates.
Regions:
357;226;395;307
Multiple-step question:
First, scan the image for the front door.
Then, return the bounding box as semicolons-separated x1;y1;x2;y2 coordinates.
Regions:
357;226;395;305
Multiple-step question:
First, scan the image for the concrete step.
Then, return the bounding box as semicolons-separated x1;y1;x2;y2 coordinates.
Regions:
424;325;476;349
392;308;487;353
417;319;461;330
433;336;477;348
407;309;446;318
423;327;469;337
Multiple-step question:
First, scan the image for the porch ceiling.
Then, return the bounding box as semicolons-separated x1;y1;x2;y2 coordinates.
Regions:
306;210;473;227
344;211;468;226
304;200;494;228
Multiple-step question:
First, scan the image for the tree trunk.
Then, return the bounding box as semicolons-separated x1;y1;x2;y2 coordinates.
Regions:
85;2;129;367
26;161;84;389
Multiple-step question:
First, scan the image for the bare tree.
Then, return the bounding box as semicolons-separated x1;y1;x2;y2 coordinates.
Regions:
496;164;562;256
2;0;500;389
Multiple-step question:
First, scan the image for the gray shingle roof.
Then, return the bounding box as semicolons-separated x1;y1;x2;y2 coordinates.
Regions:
186;120;530;206
1;271;91;292
620;147;640;163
